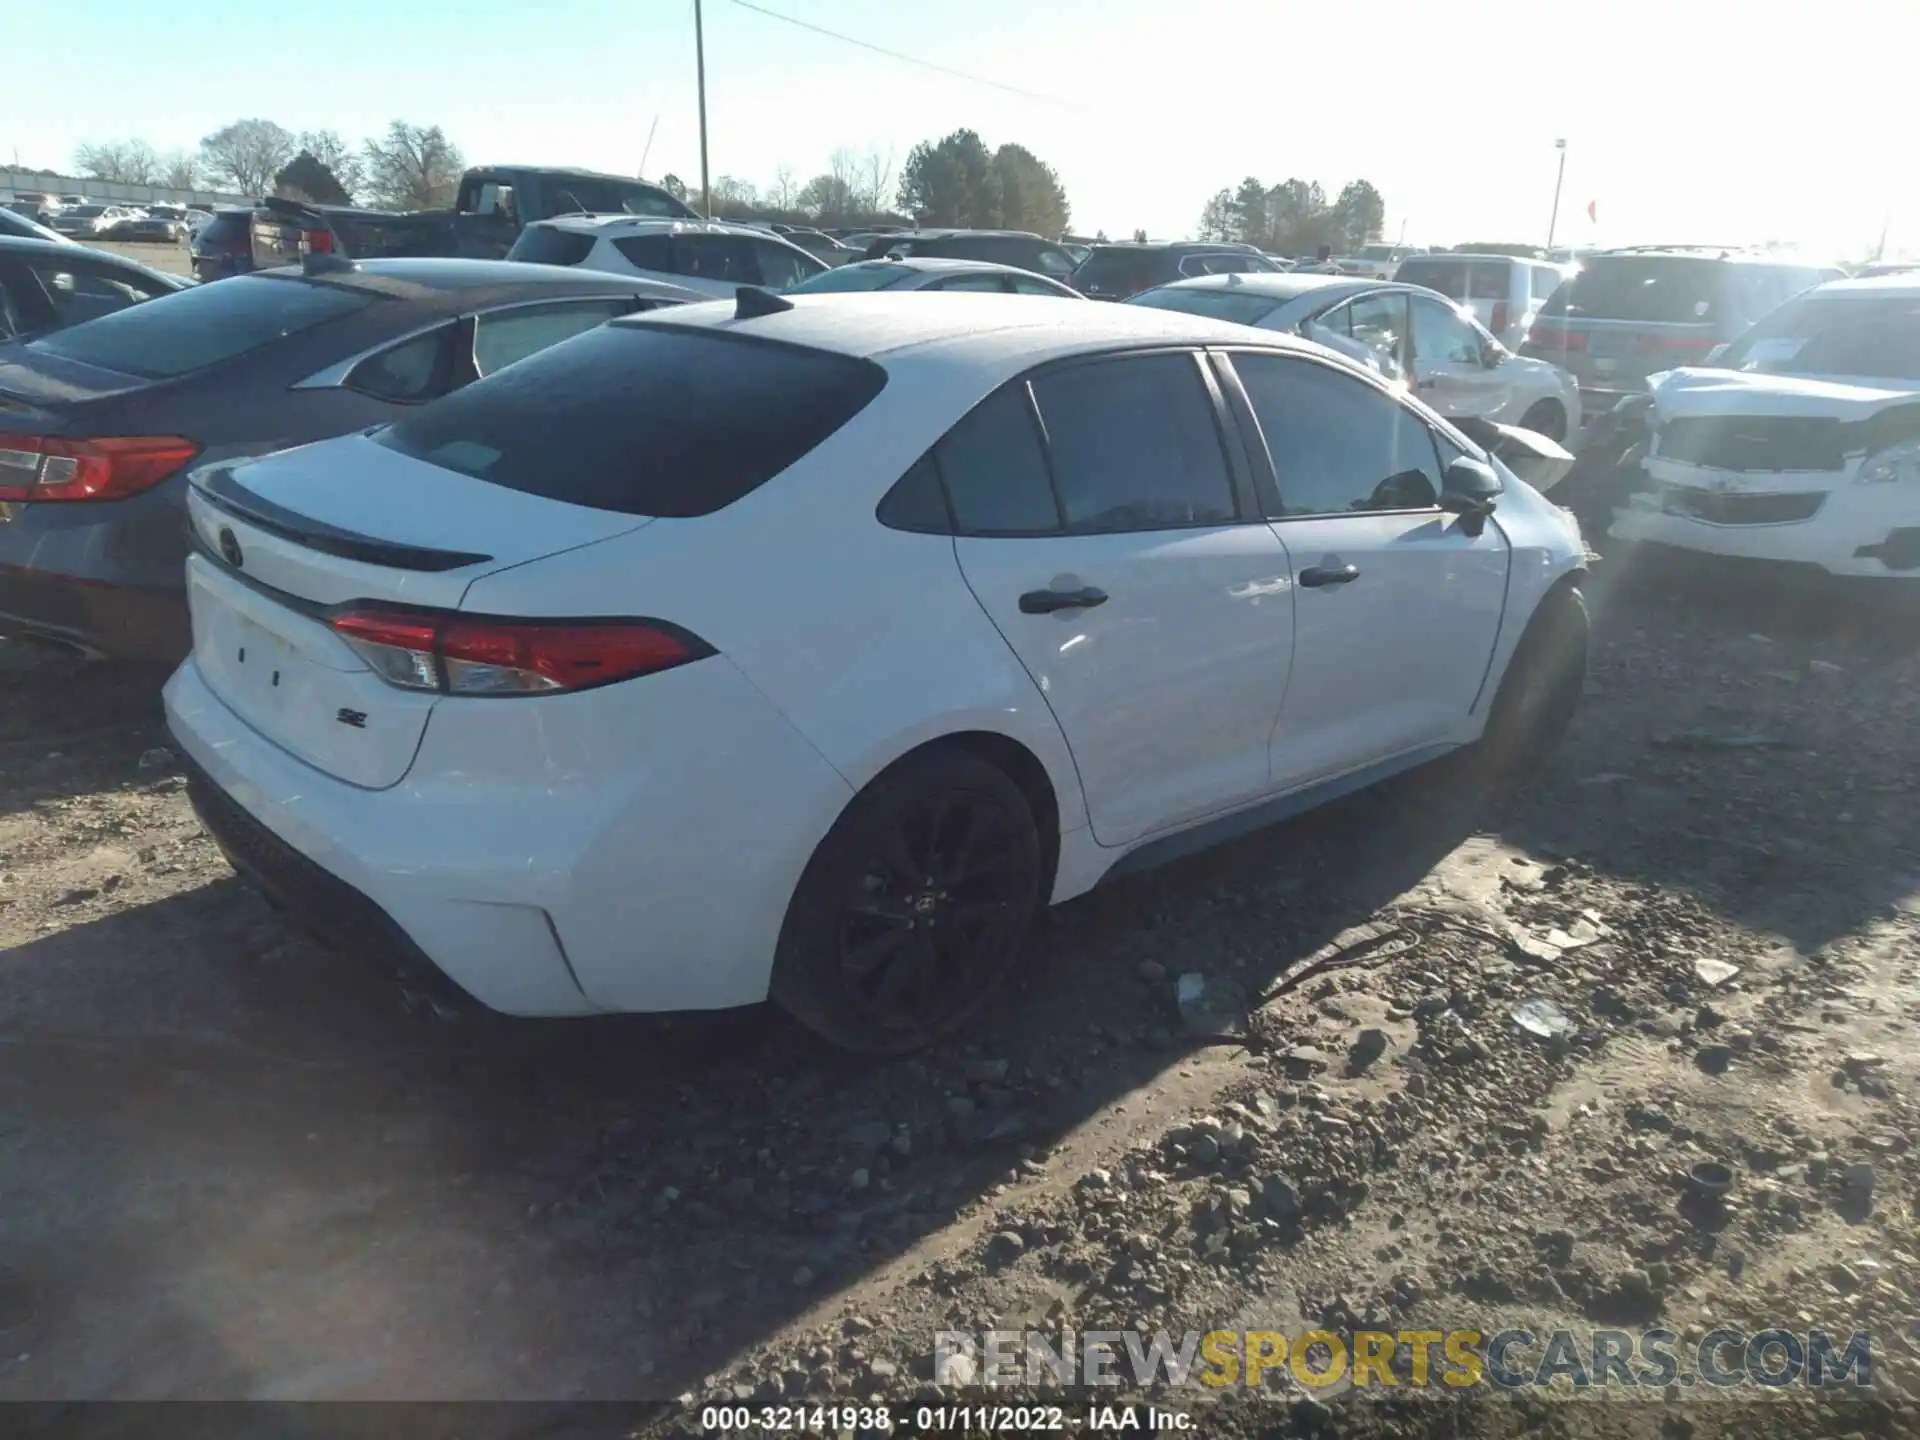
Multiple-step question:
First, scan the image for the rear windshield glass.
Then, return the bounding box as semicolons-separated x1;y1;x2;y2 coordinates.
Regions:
1552;257;1722;322
1072;249;1163;295
1129;287;1279;326
374;324;888;517
1716;297;1920;381
506;226;596;267
29;274;375;379
196;212;251;243
1394;259;1508;300
786;263;916;293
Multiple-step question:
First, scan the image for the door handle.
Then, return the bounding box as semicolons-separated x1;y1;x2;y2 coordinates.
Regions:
1019;585;1109;614
1298;564;1360;588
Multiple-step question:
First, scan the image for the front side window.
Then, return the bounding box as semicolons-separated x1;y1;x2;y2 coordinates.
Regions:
1343;293;1410;373
1230;352;1444;517
472;300;634;377
1412;296;1483;365
1028;353;1237;532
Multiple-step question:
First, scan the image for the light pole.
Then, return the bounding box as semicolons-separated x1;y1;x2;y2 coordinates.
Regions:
1546;138;1568;249
694;0;712;217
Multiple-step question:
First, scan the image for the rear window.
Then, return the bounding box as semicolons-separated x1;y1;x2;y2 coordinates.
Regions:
1555;256;1723;323
506;225;597;267
787;263;916;293
374;324;888;518
1395;258;1508;300
1072;249;1165;296
29;274;375;380
1128;287;1279;327
195;212;251;245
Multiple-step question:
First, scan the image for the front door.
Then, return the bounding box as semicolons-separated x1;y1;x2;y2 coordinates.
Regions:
1220;349;1510;791
944;353;1296;847
1410;294;1515;420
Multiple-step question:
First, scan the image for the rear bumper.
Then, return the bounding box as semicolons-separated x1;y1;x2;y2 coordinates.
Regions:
0;563;189;661
162;643;855;1018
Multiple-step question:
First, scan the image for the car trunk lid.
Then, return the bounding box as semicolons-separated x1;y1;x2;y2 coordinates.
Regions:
183;435;653;788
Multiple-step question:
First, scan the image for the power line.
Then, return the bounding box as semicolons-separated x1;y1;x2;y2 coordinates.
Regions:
727;0;1079;108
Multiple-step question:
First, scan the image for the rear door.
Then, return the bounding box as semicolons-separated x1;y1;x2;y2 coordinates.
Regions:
1220;349;1509;789
947;352;1295;846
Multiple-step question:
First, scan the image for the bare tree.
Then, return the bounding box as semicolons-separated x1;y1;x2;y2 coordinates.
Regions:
199;119;297;197
828;146;862;206
770;164;798;212
299;129;367;204
859;145;896;217
161;152;201;190
361;121;465;210
74;139;162;185
706;175;758;215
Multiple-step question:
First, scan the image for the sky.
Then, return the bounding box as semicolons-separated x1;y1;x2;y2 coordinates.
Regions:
13;0;1913;257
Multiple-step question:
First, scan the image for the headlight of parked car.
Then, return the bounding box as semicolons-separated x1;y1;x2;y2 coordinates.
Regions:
1860;439;1920;485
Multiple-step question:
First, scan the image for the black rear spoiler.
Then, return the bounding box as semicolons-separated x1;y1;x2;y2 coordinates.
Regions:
194;466;493;574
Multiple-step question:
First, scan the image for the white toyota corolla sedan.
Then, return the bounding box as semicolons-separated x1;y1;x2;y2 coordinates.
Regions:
163;291;1590;1053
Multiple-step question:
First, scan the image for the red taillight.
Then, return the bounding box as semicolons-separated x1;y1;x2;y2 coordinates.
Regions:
327;605;711;696
1491;301;1510;336
0;434;198;502
299;227;334;256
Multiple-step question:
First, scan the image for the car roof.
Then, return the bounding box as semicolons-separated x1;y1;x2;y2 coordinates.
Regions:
1809;273;1920;301
1085;241;1251;254
269;256;705;302
891;228;1045;241
620;290;1332;367
862;256;1061;277
1150;272;1385;304
535;215;779;240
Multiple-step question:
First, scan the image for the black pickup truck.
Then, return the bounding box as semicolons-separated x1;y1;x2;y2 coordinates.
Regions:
250;164;698;268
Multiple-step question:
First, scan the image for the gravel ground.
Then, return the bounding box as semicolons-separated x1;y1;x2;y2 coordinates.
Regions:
1;549;1916;1437
89;237;192;278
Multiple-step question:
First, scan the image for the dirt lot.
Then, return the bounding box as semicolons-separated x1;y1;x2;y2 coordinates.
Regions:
91;237;192;279
2;551;1917;1436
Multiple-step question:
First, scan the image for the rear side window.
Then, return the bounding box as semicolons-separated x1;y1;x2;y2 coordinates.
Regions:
195;212;251;246
374;324;888;517
611;234;672;272
1072;248;1165;296
1563;257;1722;322
935;385;1059;534
1029;353;1237;532
29;274;374;379
506;226;597;267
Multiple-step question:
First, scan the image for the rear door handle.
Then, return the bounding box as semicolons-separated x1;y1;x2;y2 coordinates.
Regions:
1298;564;1360;588
1019;585;1109;614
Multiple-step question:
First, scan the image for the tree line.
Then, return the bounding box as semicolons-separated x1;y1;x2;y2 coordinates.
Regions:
1198;176;1388;257
71;121;1073;236
74;119;467;209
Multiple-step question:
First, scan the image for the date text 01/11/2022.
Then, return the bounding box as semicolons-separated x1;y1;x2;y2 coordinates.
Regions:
695;1402;1195;1431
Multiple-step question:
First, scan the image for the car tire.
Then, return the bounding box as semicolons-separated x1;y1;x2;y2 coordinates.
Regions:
1518;399;1568;443
769;748;1043;1055
1478;582;1588;779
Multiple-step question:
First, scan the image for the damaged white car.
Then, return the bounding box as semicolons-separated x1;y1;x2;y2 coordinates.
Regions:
1610;275;1920;579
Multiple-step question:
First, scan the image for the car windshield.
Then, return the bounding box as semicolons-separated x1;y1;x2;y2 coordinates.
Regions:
29;274;377;379
1714;296;1920;381
1128;287;1279;327
786;263;917;293
543;179;687;218
1551;256;1723;322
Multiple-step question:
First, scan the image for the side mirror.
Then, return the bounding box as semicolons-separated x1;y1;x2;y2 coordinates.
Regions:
1440;456;1504;536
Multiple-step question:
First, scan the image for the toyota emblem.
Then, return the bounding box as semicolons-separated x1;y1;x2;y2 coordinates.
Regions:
218;526;243;569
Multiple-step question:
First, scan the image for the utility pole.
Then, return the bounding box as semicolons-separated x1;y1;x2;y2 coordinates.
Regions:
694;0;711;217
1546;138;1568;248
